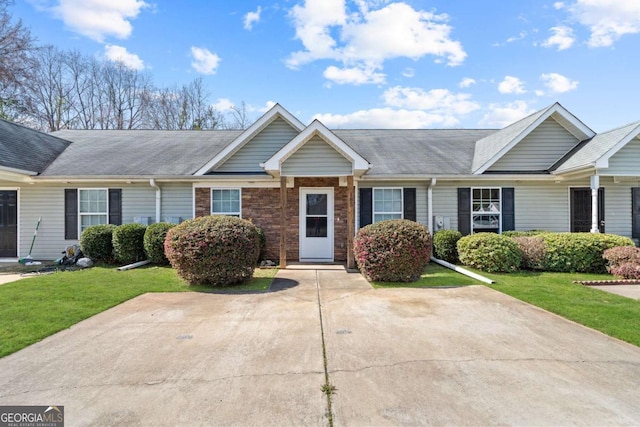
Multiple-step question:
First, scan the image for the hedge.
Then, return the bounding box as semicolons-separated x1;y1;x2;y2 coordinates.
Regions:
457;233;522;273
144;222;175;265
112;223;147;264
541;233;634;273
79;224;116;264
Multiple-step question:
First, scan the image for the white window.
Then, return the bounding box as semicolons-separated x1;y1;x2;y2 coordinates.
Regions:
373;188;403;222
472;188;501;233
211;189;241;217
79;189;108;232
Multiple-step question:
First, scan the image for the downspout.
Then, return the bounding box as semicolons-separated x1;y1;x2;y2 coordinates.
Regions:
427;178;436;235
590;175;599;233
150;179;161;223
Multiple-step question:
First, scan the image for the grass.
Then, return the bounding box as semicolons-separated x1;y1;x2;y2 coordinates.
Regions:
0;266;278;358
370;262;482;288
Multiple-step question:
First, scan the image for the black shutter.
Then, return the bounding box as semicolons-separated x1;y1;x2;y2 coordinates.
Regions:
109;189;122;225
64;189;78;240
502;187;515;232
632;188;640;238
458;188;471;236
403;188;416;221
359;188;372;228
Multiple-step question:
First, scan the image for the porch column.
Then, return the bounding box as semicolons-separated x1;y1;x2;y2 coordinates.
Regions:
347;176;355;269
590;175;600;233
280;176;287;268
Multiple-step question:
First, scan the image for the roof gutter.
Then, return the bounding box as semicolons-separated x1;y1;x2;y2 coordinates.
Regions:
0;165;38;176
149;179;161;224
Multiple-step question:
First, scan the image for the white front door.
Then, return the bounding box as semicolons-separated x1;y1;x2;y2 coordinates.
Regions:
299;188;334;262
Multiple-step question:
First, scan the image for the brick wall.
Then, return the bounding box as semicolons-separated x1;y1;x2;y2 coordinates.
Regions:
193;178;352;262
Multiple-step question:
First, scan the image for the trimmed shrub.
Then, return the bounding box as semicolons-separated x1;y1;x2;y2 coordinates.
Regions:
353;219;431;282
609;263;640;279
433;229;462;263
513;236;546;270
503;230;550;238
457;233;522;273
542;233;634;273
113;223;147;264
144;222;175;265
80;224;116;264
255;226;266;262
164;215;260;286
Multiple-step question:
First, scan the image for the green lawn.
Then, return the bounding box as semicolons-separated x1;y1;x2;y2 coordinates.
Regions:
371;262;482;288
374;263;640;347
0;266;278;358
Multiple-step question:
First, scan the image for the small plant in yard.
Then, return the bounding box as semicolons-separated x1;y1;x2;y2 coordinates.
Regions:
353;219;431;282
512;236;546;270
457;233;521;273
112;223;147;264
603;246;640;279
144;222;175;265
542;233;634;273
80;224;116;263
164;215;261;286
433;229;462;263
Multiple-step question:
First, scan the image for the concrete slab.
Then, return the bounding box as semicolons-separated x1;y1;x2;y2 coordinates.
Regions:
588;284;640;299
1;267;640;426
319;283;640;426
0;273;21;285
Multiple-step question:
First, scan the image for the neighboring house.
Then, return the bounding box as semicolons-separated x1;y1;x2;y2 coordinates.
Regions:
1;103;639;267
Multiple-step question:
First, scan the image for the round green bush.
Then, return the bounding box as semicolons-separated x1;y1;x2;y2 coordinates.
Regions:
541;233;634;273
502;230;550;238
164;215;260;286
353;219;431;282
255;226;266;262
80;224;116;263
143;222;175;265
457;233;522;273
433;229;462;263
113;223;147;264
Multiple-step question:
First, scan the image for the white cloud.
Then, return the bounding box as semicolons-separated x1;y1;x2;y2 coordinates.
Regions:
244;6;262;30
286;0;466;83
212;98;235;112
554;2;565;10
541;25;575;50
382;86;480;115
480;101;535;127
459;77;476;88
323;64;385;85
402;67;415;78
49;0;148;42
103;45;144;70
313;108;460;129
568;0;640;47
190;47;221;75
540;72;579;93
498;76;526;94
493;31;527;47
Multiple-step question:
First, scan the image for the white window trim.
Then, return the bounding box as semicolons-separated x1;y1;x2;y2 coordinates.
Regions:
210;188;242;217
471;187;502;234
372;187;403;223
78;188;109;236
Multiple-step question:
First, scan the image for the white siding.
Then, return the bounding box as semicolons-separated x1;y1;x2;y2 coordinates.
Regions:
489;118;580;171
602;181;637;237
216;118;299;172
357;181;429;227
604;137;640;176
122;184;155;224
282;137;352;176
161;182;192;222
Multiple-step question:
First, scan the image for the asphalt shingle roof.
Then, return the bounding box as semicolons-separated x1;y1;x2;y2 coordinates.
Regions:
0;118;71;173
335;129;496;175
44;129;243;176
554;120;640;173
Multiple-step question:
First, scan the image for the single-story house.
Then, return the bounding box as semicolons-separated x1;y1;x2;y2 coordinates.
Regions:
1;102;639;267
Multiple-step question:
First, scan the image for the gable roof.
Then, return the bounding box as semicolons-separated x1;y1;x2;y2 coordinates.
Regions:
43;129;241;176
263;120;370;176
0;118;71;175
553;120;640;174
472;103;595;174
195;103;305;175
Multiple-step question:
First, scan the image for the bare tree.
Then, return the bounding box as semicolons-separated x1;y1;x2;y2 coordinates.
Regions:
227;101;252;129
0;0;35;121
102;61;151;129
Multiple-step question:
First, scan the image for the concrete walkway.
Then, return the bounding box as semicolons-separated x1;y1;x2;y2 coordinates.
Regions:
1;266;640;426
0;273;21;285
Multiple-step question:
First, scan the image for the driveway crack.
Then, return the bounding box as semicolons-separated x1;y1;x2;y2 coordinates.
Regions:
316;269;335;427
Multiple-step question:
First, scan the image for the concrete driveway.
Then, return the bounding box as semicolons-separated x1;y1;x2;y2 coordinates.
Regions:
1;268;640;426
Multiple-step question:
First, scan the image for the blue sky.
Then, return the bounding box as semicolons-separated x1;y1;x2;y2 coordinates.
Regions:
13;0;640;131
